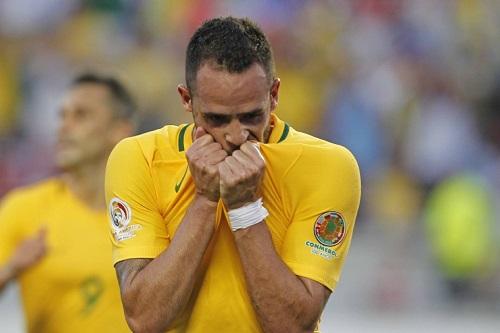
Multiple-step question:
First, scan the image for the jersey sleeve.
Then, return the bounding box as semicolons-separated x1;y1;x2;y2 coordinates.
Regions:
105;137;169;265
279;145;361;291
0;192;26;265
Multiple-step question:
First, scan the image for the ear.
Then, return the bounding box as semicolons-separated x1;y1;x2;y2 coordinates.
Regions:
177;84;193;113
270;78;280;111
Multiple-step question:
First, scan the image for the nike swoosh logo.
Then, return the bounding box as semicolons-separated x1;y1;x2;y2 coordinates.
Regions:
175;166;189;193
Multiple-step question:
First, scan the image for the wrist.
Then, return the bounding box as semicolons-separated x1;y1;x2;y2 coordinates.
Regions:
194;194;219;209
224;194;260;211
1;262;20;281
195;187;220;205
227;198;268;232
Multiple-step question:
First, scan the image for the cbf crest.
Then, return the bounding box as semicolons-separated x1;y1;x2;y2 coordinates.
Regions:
314;211;346;247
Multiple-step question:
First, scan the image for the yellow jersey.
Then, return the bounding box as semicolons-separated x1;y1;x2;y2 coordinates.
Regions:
105;114;361;332
0;179;130;333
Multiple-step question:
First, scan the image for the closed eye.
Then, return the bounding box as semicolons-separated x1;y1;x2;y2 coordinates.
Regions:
203;113;231;126
239;112;263;124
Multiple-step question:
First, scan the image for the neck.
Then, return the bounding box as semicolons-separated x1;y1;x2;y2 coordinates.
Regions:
61;158;107;211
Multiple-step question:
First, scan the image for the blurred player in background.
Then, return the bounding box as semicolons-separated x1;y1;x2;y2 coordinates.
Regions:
424;82;500;306
106;17;361;332
0;73;135;332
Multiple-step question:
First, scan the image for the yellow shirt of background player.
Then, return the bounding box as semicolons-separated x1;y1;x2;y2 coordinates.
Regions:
105;114;361;333
0;179;130;333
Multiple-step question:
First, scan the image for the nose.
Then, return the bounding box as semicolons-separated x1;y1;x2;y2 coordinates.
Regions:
225;120;249;149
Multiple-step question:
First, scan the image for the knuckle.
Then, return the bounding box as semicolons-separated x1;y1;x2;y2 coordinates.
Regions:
206;165;217;175
238;170;247;180
247;167;257;176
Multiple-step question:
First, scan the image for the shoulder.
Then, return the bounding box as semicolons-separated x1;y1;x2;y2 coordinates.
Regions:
1;178;62;208
288;142;359;185
265;127;360;178
264;129;361;206
109;125;182;168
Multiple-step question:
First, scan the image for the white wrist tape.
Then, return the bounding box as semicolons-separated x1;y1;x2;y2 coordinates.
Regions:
228;198;269;231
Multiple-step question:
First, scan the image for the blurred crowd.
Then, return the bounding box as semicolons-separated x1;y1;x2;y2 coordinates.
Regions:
0;0;499;312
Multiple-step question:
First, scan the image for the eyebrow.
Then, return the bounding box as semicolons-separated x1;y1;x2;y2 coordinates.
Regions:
202;108;264;118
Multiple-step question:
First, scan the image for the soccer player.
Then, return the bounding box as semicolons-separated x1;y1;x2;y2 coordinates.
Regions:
0;73;135;332
106;17;361;333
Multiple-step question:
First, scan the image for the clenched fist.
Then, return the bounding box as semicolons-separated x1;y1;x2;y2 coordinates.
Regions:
186;127;228;202
218;142;265;210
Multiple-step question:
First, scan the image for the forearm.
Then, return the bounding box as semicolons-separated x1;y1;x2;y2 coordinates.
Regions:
234;223;322;333
121;195;217;332
0;263;16;292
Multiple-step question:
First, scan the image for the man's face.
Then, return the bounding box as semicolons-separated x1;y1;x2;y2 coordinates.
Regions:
55;84;121;170
179;62;280;154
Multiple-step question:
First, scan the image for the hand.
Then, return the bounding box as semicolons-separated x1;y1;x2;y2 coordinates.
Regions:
8;228;47;277
186;127;227;202
218;142;265;210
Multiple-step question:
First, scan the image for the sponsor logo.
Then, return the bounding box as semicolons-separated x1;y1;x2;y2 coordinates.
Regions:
305;240;337;260
175;166;189;193
314;211;346;247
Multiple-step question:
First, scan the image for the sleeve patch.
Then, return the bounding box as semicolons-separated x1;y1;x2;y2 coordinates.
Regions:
109;197;142;241
313;211;346;247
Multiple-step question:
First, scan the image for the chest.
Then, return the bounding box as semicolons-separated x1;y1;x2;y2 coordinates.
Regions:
151;160;292;247
22;201;114;288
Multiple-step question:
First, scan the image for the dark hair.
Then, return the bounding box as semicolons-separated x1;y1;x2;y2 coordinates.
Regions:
185;16;275;93
71;72;136;120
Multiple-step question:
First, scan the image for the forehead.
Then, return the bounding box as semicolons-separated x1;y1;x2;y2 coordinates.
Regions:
62;83;112;111
194;62;269;112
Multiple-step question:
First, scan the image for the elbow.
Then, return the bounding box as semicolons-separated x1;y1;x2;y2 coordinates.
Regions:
297;310;322;333
125;313;174;333
122;290;173;333
288;305;322;333
121;291;157;333
265;322;316;333
122;297;146;333
264;312;319;333
125;316;149;333
123;305;163;333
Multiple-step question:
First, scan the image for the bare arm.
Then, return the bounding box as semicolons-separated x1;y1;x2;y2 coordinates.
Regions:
234;223;330;332
219;143;330;332
0;229;47;293
115;127;227;332
0;264;16;292
115;195;217;333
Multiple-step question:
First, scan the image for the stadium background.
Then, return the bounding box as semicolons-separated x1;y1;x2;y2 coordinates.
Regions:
0;0;499;331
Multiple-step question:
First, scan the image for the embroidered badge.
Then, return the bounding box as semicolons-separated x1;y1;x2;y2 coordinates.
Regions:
110;197;132;230
109;197;141;241
314;211;346;247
